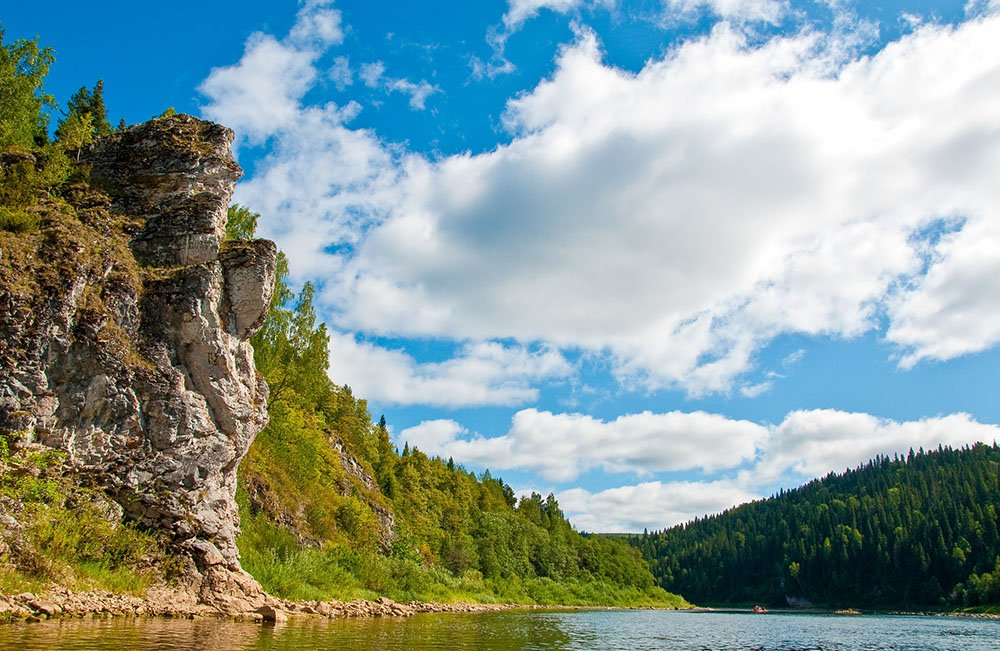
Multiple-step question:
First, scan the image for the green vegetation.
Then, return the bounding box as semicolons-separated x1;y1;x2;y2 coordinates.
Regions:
634;444;1000;609
0;438;176;595
0;28;55;149
56;79;112;141
232;205;687;607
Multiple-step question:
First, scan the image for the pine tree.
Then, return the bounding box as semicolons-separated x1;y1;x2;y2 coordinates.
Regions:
55;79;112;144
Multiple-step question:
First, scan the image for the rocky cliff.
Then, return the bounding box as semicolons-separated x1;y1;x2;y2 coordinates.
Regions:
0;115;277;613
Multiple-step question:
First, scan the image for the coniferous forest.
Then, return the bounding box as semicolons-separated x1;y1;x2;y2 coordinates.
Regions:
633;444;1000;609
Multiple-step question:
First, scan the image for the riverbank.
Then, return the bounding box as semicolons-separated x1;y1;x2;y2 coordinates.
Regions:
0;586;687;624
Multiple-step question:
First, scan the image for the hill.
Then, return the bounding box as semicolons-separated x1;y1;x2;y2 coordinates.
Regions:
633;444;1000;609
232;205;684;607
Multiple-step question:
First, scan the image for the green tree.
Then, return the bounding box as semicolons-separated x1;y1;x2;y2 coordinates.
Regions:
0;27;55;148
225;204;260;241
56;79;111;142
57;111;93;161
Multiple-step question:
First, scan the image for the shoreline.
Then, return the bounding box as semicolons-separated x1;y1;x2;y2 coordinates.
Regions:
683;606;1000;620
0;587;688;624
3;588;993;624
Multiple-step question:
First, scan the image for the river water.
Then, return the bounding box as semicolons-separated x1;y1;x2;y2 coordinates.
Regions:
0;610;996;650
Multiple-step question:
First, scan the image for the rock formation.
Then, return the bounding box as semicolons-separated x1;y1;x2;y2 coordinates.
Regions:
0;115;277;613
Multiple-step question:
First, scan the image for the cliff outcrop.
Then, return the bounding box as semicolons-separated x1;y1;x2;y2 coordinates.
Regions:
0;115;277;613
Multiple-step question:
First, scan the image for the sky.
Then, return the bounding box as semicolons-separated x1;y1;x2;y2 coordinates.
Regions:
5;0;1000;533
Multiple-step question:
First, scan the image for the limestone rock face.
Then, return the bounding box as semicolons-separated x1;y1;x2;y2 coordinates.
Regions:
0;115;277;610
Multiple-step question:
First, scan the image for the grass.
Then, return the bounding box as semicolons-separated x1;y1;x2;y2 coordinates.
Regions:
0;443;173;596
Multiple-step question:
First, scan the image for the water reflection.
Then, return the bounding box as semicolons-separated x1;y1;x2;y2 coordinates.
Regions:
1;610;997;651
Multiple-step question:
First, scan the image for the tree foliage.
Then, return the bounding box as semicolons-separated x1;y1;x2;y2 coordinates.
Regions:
57;111;93;161
634;444;1000;608
0;27;55;149
56;79;111;143
225;204;259;241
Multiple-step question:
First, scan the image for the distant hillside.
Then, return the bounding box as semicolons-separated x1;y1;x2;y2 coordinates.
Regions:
633;444;1000;608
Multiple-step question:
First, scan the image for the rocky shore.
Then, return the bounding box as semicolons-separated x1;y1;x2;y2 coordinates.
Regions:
0;587;519;624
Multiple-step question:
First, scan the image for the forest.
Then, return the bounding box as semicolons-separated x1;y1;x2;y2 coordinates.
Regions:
633;443;1000;609
229;205;682;605
0;27;683;608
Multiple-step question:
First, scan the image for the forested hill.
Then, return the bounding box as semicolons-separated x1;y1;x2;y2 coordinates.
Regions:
231;204;683;606
633;444;1000;609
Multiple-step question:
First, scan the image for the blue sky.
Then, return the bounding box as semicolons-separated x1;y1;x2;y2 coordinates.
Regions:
6;0;1000;532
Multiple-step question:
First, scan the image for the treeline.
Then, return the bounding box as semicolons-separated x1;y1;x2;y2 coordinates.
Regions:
230;208;684;606
633;444;1000;608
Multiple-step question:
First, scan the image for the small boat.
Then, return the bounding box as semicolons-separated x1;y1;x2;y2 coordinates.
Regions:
751;605;769;614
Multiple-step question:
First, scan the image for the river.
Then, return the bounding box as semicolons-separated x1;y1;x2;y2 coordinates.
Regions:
0;609;996;650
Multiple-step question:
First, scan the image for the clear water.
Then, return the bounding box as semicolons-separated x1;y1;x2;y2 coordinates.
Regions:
0;610;996;651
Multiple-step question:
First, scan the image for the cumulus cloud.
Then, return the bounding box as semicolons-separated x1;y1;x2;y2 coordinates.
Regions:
328;334;572;407
200;34;319;143
328;17;1000;395
558;480;757;532
754;409;1000;484
398;408;767;481
288;0;344;47
329;56;353;90
406;407;1000;530
200;0;345;144
887;218;1000;367
206;6;1000;399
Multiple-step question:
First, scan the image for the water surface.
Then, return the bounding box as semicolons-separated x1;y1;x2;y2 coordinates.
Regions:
1;609;996;650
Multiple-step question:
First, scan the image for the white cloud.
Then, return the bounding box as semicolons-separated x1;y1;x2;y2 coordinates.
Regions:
208;7;1000;398
398;408;767;481
520;408;1000;531
329;56;353;90
359;61;386;87
754;409;1000;485
665;0;787;24
398;419;468;451
200;34;318;143
359;60;438;110
740;381;772;398
231;104;399;281
200;0;345;143
558;480;757;532
887;217;1000;367
328;17;1000;394
386;78;438;110
328;334;572;407
503;0;610;30
288;0;344;47
966;0;1000;18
